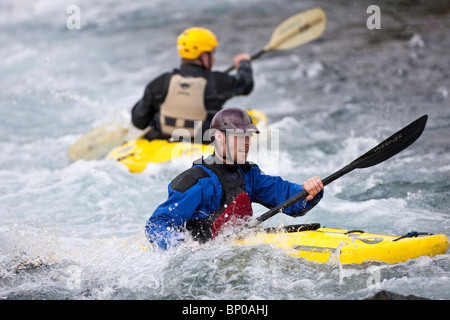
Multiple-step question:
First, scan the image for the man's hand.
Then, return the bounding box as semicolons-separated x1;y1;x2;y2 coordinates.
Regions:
234;53;251;70
303;176;324;201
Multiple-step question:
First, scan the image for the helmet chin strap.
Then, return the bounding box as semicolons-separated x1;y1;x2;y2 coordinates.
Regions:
224;134;235;164
215;131;235;164
199;52;212;71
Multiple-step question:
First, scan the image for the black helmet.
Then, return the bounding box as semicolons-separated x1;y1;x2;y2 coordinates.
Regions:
210;107;260;133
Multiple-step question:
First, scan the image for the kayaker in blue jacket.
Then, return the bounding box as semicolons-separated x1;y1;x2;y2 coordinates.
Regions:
145;107;324;249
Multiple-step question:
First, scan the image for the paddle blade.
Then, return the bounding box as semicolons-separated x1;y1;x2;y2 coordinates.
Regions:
224;8;326;73
256;115;428;224
352;115;428;169
265;8;326;51
67;122;129;161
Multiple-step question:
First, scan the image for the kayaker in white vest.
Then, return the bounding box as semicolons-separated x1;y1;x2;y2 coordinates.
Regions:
145;107;324;249
131;27;254;143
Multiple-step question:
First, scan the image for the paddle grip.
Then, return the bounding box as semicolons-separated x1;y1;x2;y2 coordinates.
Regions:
224;49;266;73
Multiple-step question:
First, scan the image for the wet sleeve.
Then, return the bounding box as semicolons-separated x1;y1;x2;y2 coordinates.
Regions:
144;166;215;250
234;60;254;95
144;186;203;250
131;73;169;129
249;167;324;217
213;60;254;98
131;86;154;129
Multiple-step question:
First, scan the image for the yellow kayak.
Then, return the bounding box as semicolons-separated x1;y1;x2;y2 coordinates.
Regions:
234;224;449;264
105;109;267;173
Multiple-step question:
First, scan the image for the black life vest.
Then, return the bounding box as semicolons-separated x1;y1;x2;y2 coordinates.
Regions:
186;158;253;242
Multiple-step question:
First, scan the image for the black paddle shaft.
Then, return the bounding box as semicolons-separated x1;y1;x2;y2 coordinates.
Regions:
255;115;428;224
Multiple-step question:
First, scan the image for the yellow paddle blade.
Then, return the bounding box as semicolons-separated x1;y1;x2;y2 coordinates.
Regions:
264;7;326;52
67;122;129;161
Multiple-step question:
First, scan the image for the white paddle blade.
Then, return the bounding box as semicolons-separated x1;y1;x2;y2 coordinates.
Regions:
67;122;129;161
265;8;326;51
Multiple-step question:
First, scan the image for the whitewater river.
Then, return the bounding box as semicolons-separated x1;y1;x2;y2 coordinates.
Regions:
1;0;449;300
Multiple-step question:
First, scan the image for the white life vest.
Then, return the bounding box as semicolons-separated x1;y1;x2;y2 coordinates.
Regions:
159;73;208;138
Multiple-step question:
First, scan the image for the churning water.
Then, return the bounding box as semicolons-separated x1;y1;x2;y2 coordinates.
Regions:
1;0;449;300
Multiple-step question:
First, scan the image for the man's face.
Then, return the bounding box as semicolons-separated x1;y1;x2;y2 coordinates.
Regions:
215;130;253;164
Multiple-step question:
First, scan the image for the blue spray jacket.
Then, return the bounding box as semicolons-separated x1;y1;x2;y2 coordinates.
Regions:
145;160;324;249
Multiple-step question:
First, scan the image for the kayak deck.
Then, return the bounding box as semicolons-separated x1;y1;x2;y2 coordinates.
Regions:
234;224;449;264
104;109;268;172
105;138;214;172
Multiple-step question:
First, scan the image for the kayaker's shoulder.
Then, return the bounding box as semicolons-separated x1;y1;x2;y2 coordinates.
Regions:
144;71;173;90
240;161;262;174
170;165;211;193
